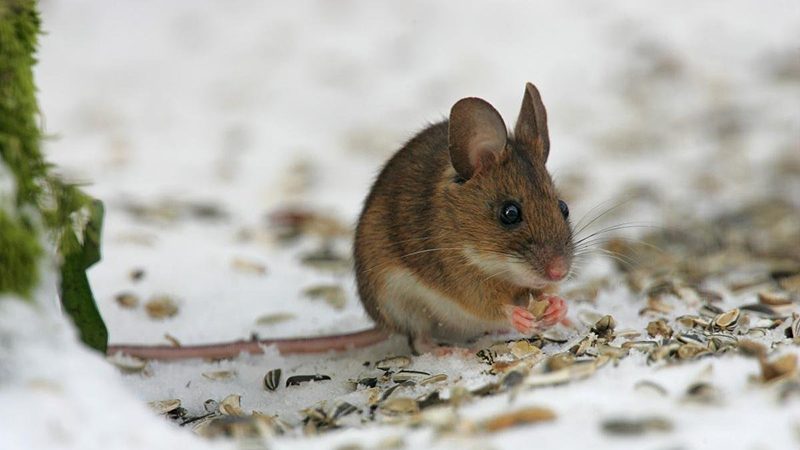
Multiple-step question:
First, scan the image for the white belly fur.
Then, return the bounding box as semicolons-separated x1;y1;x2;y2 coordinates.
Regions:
381;267;506;340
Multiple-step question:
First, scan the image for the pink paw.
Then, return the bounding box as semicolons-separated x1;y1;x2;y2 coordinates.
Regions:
506;305;537;334
505;295;569;335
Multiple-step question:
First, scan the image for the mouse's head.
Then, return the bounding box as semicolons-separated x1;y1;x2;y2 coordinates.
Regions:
444;82;573;290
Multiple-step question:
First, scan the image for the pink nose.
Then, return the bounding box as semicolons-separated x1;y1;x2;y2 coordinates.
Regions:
546;258;568;281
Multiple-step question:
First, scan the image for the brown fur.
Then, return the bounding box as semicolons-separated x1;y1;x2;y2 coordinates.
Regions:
353;83;573;341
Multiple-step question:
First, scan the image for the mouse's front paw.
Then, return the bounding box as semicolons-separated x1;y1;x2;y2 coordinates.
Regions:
505;305;537;334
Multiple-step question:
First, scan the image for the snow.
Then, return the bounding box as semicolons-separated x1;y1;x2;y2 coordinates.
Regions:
1;0;798;449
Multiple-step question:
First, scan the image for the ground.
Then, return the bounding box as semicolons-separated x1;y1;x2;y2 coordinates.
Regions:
1;1;799;449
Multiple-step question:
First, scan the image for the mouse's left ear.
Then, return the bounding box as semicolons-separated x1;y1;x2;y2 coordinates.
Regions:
514;82;550;162
449;97;508;180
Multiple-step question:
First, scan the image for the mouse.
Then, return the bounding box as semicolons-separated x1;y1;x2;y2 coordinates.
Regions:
353;82;573;354
107;82;573;360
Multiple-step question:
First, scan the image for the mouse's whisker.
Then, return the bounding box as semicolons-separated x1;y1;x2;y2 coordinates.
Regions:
572;196;640;237
573;236;663;254
573;222;670;246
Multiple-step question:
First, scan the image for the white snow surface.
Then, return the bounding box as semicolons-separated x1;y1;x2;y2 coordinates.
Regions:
1;0;798;449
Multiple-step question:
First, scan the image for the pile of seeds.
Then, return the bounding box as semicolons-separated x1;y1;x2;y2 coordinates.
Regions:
136;200;799;444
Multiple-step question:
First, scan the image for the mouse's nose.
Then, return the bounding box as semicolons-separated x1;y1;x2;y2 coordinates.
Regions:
546;257;568;281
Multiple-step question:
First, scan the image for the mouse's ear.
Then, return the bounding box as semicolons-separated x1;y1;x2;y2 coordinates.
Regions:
448;98;508;180
514;82;550;162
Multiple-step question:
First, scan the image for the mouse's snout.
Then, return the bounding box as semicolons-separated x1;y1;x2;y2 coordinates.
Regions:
545;257;569;281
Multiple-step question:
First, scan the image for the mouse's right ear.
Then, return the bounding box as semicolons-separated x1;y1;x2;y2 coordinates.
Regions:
514;82;550;162
448;98;508;180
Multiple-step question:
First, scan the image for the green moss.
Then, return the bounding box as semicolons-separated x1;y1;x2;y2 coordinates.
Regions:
1;1;89;297
0;210;41;298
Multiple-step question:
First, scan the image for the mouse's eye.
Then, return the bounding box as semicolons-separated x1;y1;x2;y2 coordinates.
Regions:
499;201;523;226
558;199;569;219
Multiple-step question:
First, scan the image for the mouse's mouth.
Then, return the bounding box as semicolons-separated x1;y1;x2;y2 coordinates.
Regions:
462;247;554;289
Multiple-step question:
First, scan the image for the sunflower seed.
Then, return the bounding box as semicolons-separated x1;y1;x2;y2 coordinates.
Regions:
286;375;331;387
263;369;281;391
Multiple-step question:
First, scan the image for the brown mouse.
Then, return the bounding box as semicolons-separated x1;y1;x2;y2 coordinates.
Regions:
107;82;573;360
354;82;573;353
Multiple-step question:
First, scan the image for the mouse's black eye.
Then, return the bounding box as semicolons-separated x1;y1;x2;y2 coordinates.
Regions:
499;201;522;226
558;199;569;219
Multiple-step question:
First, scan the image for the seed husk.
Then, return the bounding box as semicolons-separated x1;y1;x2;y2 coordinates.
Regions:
509;340;543;359
376;356;411;371
149;399;181;414
419;374;448;386
380;397;419;415
785;313;800;340
760;354;798;383
129;268;145;282
602;417;673;435
392;370;431;383
758;291;792;307
331;401;358;419
115;292;139;309
529;299;550;319
634;380;668;396
483;407;556;432
592;315;617;337
203;399;219;413
231;257;267;275
646;319;673;338
145;295;179;319
684;381;721;404
677;343;710;360
219;394;246;416
202;370;236;381
737;340;767;357
107;354;147;373
263;369;281;391
302;284;347;310
255;312;296;326
286;375;331;387
713;308;740;331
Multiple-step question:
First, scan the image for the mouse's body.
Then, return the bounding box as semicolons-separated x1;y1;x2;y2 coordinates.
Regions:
354;83;574;348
